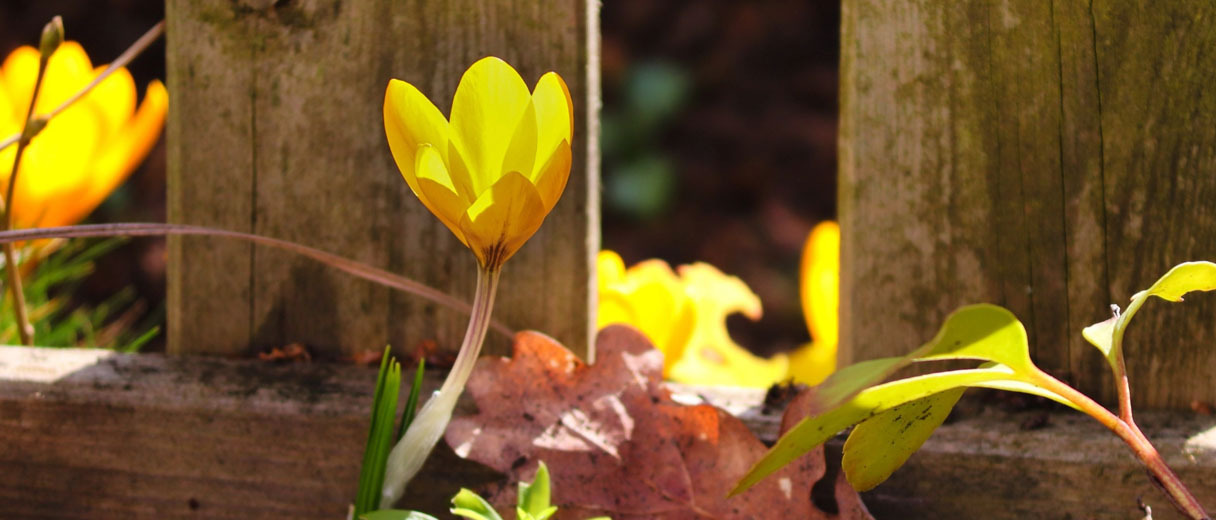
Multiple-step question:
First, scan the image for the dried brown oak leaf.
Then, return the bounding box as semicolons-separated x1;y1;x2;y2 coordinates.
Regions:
446;325;872;520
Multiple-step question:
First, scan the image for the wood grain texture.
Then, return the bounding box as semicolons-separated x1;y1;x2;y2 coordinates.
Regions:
0;347;496;519
166;0;599;360
840;0;1216;407
0;347;1213;519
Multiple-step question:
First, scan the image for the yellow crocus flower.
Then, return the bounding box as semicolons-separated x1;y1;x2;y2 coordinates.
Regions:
597;251;788;388
787;221;840;385
383;56;572;270
596;250;694;375
380;57;574;506
0;41;167;229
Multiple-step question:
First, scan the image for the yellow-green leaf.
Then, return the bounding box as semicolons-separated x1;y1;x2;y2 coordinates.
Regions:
518;461;552;517
968;378;1080;410
730;367;1025;496
1081;315;1118;371
1084;261;1216;373
841;388;964;491
914;304;1033;373
1133;261;1216;302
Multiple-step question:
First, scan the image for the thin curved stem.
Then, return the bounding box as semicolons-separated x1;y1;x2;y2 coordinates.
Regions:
0;223;514;338
0;25;57;346
380;267;500;508
1028;368;1208;519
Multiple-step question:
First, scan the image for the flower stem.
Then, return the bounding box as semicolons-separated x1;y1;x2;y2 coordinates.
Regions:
1028;368;1209;519
0;21;60;346
379;266;500;508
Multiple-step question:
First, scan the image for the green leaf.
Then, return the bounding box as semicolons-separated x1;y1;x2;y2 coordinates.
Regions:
841;388;964;491
451;488;503;520
1081;315;1118;370
811;304;1031;414
730;367;1027;496
1133;261;1216;302
1084;261;1216;372
518;461;552;517
355;347;402;516
968;378;1080;410
813;355;913;410
516;506;559;520
361;510;440;520
397;359;426;441
914;304;1033;373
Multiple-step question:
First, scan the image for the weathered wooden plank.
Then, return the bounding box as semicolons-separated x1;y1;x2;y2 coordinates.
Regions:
165;1;255;356
840;0;1216;407
1;348;1214;519
166;0;598;360
0;347;495;519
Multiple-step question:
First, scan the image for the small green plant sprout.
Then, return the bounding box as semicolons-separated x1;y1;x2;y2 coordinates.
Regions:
352;348;426;519
732;261;1216;519
360;461;610;520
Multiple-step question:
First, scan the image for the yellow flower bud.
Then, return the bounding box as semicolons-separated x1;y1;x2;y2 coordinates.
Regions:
383;57;573;271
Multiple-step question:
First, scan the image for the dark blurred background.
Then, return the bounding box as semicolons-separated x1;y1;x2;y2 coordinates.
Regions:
602;1;839;356
0;0;840;357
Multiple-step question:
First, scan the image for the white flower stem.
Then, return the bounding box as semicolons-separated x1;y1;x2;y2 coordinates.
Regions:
380;266;500;509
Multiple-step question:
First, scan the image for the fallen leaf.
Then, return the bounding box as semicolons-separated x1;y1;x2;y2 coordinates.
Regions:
258;343;311;363
347;349;385;366
446;325;873;520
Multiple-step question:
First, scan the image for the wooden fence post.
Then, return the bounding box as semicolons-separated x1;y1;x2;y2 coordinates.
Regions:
840;1;1216;408
165;0;599;360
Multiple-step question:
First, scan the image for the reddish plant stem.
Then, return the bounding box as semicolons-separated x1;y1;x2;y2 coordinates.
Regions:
1029;368;1208;519
0;222;514;338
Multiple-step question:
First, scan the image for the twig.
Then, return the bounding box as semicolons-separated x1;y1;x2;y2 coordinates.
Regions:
0;223;515;339
0;21;165;152
1;17;65;345
1029;367;1209;519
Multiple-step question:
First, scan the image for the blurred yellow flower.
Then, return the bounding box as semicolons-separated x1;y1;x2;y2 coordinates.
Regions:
597;250;694;375
384;57;572;271
787;221;840;385
0;41;167;229
597;250;788;388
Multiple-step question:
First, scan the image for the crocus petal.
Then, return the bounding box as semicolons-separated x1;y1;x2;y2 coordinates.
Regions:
84;65;136;138
67;80;168;227
383;79;457;197
801;221;840;345
530;71;572;179
37;42;95;113
532;138;570;212
8;103;103;228
1;46;39;116
666;262;787;388
500;97;537;184
787;340;837;386
0;74;15;127
620;259;693;372
596;249;627;293
449;57;530;196
457;170;546;269
414;143;468;244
